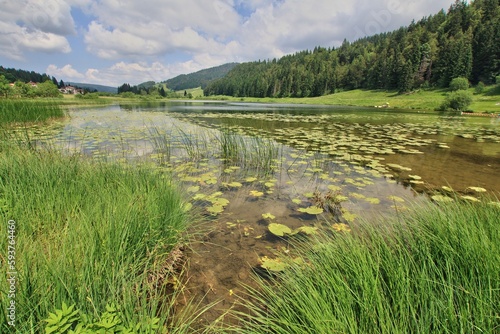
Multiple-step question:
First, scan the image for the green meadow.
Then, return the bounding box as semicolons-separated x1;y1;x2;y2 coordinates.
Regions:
206;86;500;114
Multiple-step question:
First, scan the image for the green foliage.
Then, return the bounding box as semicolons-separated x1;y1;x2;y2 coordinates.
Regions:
44;303;160;333
0;75;12;97
75;92;100;100
449;77;470;91
236;201;500;333
474;81;485;94
440;90;473;111
496;75;500;84
0;100;64;124
0;145;190;332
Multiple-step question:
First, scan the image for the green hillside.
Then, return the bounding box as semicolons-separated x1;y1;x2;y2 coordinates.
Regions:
204;0;500;98
164;62;238;90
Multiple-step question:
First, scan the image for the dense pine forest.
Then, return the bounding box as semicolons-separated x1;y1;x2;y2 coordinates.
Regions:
204;0;499;98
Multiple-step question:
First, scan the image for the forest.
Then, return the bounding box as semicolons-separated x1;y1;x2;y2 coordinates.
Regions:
204;0;499;98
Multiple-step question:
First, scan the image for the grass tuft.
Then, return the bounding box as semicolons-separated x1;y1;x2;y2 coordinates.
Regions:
0;145;198;332
230;201;500;333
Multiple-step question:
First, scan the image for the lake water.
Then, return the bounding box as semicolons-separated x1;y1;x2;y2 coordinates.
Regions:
36;101;500;324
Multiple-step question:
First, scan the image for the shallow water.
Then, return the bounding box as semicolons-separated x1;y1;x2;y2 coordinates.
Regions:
29;101;500;325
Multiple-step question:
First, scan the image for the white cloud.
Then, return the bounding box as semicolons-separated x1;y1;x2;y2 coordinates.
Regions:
0;0;74;60
47;64;84;80
4;0;455;84
46;60;215;87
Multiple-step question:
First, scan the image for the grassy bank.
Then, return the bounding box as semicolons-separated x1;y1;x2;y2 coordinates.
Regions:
0;100;65;124
230;200;500;333
0;142;199;332
206;86;500;113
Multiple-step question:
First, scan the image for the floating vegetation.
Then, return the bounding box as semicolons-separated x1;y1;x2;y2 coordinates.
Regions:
297;206;324;215
431;195;454;203
268;223;292;237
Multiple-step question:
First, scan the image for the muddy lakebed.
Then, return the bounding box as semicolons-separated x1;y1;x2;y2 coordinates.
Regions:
30;101;500;324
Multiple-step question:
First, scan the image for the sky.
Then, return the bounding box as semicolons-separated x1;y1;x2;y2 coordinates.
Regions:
0;0;454;87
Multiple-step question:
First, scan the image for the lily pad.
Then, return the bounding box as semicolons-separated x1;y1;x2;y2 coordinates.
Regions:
431;195;454;203
293;226;318;235
297;206;324;215
207;205;224;215
466;186;487;193
460;195;480;202
262;213;276;220
332;223;351;232
260;256;288;272
268;223;292;236
249;190;264;197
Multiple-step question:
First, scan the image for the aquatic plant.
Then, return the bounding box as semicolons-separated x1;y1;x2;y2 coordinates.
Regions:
0;146;203;332
0;99;64;124
231;201;500;333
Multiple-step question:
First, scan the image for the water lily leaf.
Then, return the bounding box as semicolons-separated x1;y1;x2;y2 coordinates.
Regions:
292;198;302;204
192;193;207;201
297;206;324;215
460;195;480;202
187;186;200;193
210;197;230;206
262;213;276;220
365;197;380;204
182;203;193;212
441;186;454;192
408;175;421;180
245;177;257;182
342;211;358;223
431;195;454;203
303;192;314;198
293;226;318;235
227;182;243;188
327;185;342;192
268;223;292;236
249;190;264;197
207;205;224;215
264;182;275;188
260;256;288;272
466;187;487;193
388;196;405;203
332;223;351;232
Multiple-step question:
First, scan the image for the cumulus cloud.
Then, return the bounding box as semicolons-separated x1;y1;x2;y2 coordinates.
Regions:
4;0;454;84
46;60;213;86
0;0;74;60
47;64;85;80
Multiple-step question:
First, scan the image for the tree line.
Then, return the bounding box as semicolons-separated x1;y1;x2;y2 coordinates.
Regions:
204;0;499;98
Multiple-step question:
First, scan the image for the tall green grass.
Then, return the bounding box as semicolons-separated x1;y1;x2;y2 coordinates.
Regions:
0;100;65;124
230;201;500;333
0;145;200;332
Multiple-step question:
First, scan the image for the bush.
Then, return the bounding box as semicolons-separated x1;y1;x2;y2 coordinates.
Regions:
449;77;470;91
496;75;500;85
440;90;473;111
475;81;485;94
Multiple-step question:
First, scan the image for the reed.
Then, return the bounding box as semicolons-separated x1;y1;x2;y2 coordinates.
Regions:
229;200;500;333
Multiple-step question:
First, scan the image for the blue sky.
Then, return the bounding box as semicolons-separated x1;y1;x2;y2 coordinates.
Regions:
0;0;453;87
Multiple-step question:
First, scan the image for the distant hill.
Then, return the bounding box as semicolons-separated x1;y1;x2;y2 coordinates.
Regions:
67;82;117;94
164;63;239;91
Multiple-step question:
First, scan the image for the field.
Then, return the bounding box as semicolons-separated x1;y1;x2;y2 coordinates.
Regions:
207;86;500;114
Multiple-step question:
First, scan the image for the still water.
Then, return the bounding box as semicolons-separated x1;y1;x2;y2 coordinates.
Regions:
38;101;500;323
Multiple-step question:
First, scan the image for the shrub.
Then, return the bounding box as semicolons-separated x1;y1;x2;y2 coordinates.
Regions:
440;90;473;111
449;77;469;91
475;81;485;94
496;75;500;85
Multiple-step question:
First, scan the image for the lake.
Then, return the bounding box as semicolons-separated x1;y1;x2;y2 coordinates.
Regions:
35;101;500;323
